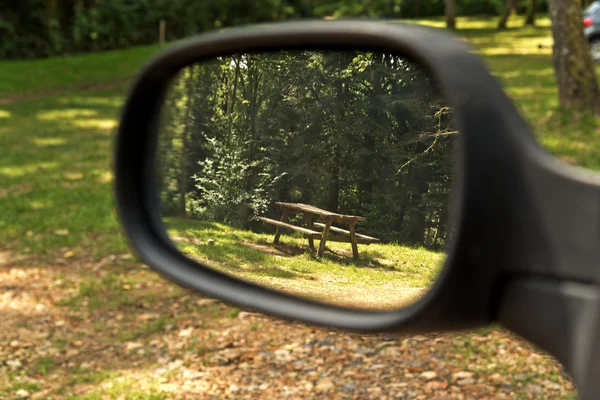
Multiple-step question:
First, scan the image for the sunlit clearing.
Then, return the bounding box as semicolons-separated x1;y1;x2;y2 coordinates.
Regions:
0;109;10;119
72;118;118;130
0;161;59;178
474;36;553;56
36;109;98;120
165;218;445;311
33;137;67;146
479;45;551;56
410;16;551;30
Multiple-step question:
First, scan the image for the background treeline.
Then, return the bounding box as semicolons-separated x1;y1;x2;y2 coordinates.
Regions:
157;50;457;250
2;0;549;59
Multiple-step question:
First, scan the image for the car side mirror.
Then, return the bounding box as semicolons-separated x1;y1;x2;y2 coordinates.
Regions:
114;20;600;397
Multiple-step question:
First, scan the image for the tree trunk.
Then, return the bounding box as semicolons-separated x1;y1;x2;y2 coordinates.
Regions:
327;74;347;213
327;146;341;213
47;0;57;29
404;133;437;246
435;201;449;249
177;68;196;216
548;0;600;114
524;0;536;25
445;0;456;29
484;0;492;15
392;169;414;233
57;0;75;41
406;169;429;246
360;57;384;203
230;57;240;115
498;0;517;29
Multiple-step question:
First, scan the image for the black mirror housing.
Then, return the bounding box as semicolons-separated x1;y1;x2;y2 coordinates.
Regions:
114;21;600;395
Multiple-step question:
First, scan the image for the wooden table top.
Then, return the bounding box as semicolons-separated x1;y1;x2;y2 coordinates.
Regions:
275;202;366;222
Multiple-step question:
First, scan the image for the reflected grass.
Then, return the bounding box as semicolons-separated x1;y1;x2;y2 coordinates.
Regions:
164;218;444;310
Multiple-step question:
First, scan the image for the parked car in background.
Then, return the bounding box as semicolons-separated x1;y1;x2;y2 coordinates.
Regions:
584;1;600;62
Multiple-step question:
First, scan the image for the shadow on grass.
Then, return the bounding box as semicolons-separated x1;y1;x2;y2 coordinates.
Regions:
165;218;407;275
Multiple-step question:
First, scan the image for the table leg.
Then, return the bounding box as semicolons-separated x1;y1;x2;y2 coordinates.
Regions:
274;208;289;244
348;219;359;260
318;216;333;257
303;213;315;251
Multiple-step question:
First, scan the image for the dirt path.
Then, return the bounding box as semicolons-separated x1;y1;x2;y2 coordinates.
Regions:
0;251;575;399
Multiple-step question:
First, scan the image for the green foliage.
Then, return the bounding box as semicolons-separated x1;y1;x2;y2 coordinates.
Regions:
192;136;286;226
157;50;457;250
0;0;308;59
1;0;551;60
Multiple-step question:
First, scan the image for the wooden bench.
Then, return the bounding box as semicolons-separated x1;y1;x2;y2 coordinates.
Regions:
312;222;380;244
259;202;379;259
257;217;322;239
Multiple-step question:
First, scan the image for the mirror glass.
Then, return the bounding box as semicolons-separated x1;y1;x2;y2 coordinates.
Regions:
155;49;458;310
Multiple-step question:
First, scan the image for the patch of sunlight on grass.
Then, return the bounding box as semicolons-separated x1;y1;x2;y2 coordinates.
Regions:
506;86;557;99
59;95;123;107
0;161;59;178
500;68;555;80
29;200;53;210
0;109;10;118
408;15;551;30
71;118;118;130
36;109;98;120
63;172;84;180
410;19;445;28
33;137;67;146
403;15;555;57
470;32;553;56
98;171;113;183
76;370;167;400
480;45;549;56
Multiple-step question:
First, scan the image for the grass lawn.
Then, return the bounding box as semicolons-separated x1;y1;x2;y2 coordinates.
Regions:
0;45;158;99
166;218;443;310
0;15;585;398
0;87;131;263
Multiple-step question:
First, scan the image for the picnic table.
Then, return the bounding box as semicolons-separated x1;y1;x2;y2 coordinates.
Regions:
258;202;379;259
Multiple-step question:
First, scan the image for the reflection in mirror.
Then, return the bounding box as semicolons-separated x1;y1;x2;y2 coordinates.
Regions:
156;50;458;310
